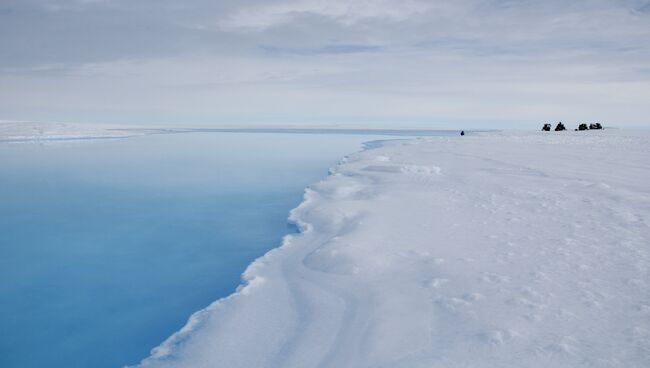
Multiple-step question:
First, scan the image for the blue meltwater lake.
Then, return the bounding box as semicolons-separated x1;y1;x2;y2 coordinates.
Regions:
0;131;452;367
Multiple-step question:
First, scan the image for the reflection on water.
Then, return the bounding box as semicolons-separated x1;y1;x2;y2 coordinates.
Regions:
0;132;413;368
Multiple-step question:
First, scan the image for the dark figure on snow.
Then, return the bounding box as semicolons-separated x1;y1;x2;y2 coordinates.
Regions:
555;122;566;131
460;130;465;136
542;123;551;131
576;123;589;131
590;123;603;130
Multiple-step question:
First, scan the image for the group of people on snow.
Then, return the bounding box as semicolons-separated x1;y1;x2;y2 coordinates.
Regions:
542;122;603;132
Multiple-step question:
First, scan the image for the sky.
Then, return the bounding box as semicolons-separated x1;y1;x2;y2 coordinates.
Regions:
0;0;649;128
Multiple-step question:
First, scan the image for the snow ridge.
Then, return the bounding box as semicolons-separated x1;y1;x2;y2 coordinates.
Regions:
136;130;650;368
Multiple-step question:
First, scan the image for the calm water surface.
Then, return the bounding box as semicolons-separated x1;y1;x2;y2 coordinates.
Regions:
0;132;420;368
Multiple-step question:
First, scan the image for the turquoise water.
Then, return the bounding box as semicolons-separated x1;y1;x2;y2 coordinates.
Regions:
0;132;419;368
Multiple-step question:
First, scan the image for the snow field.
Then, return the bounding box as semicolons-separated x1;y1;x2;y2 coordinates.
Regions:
139;130;650;368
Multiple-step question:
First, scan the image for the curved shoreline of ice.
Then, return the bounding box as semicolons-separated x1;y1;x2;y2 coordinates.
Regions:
137;130;650;368
133;142;383;366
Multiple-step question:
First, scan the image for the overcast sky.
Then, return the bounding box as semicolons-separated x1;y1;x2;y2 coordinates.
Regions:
1;0;649;127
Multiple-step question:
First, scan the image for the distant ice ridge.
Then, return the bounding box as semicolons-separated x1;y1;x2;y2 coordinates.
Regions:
136;130;650;368
0;121;458;143
0;121;156;142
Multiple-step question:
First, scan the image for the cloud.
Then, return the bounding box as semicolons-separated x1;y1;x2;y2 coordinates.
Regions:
0;0;649;126
218;0;432;30
260;44;383;56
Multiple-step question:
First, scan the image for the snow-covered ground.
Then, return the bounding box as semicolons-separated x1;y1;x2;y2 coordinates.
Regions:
0;121;156;142
134;130;649;368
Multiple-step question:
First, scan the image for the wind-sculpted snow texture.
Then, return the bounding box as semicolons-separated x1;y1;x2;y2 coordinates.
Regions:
138;131;650;368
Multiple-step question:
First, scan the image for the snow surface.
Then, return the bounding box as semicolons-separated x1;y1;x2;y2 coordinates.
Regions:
137;130;650;368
